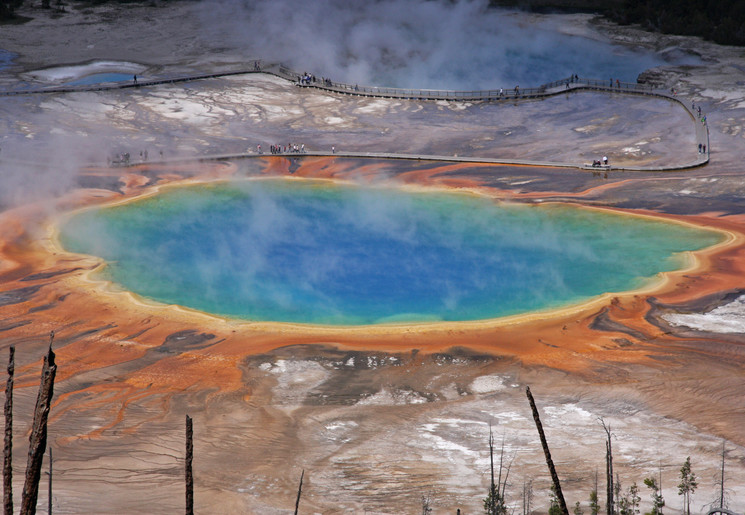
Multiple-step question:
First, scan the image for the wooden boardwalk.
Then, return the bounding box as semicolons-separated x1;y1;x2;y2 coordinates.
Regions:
0;62;709;172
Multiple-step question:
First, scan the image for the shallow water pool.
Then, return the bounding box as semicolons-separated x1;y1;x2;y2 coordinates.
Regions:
66;73;137;86
60;179;723;325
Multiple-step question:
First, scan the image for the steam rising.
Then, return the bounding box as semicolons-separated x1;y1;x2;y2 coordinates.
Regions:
0;0;698;208
59;180;722;325
194;0;679;89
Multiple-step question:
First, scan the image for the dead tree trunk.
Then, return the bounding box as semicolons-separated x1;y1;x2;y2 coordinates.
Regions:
294;469;304;515
489;427;496;514
525;386;568;515
605;441;612;515
600;419;613;515
719;440;725;510
3;347;14;515
20;333;57;515
47;448;52;515
185;415;193;515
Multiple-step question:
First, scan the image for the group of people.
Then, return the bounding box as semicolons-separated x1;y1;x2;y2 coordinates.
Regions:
299;73;317;85
108;148;164;167
108;152;130;166
692;102;708;154
298;73;335;88
592;156;609;167
267;143;306;154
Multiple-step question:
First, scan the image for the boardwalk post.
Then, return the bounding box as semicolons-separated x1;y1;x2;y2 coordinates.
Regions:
20;332;57;515
525;386;568;515
185;415;193;515
3;346;14;515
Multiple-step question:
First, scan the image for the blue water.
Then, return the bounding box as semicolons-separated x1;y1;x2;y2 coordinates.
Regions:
60;180;723;325
0;49;16;72
242;2;703;90
66;73;135;86
374;33;678;89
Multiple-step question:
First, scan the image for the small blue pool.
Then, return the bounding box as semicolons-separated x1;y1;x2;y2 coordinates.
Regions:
66;73;137;86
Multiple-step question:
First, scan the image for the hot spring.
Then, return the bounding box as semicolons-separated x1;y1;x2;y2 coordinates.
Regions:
213;1;702;90
59;179;723;325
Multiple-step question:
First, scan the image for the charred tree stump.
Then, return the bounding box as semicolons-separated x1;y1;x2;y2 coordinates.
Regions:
525;386;568;515
185;415;193;515
20;333;57;515
294;469;304;515
3;346;14;515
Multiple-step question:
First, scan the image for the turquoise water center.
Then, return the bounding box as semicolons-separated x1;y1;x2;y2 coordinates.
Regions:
60;179;723;325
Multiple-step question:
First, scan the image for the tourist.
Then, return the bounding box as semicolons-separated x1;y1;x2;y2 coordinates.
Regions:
703;145;707;153
332;146;335;154
602;156;608;165
133;75;137;85
698;143;702;154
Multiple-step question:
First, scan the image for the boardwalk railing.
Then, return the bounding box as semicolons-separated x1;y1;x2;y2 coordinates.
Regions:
281;64;709;166
0;63;653;101
0;61;710;171
288;66;657;102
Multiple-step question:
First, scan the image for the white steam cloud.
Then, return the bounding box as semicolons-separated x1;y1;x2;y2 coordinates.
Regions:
193;0;675;89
